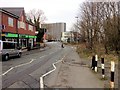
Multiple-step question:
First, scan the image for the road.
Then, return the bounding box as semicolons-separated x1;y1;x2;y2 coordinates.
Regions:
2;42;70;89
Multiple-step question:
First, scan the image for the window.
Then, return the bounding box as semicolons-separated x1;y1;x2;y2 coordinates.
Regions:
19;21;26;29
8;17;13;27
18;21;20;28
3;42;16;49
29;25;33;31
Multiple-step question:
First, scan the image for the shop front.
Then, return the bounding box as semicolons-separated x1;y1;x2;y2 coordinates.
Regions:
19;34;37;49
2;33;18;42
2;32;37;49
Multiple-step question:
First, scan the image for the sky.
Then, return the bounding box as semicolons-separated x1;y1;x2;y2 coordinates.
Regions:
0;0;85;31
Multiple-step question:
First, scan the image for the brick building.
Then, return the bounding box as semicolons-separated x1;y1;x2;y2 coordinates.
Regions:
0;8;37;49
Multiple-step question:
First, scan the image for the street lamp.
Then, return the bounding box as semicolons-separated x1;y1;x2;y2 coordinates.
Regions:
75;16;78;43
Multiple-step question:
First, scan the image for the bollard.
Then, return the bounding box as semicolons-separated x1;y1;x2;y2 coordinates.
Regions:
95;55;98;72
101;58;105;78
110;61;115;89
91;55;95;70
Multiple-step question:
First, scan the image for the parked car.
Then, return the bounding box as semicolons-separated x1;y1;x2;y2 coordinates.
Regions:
0;40;22;61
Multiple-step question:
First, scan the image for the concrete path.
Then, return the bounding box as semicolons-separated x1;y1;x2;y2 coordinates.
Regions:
44;46;104;88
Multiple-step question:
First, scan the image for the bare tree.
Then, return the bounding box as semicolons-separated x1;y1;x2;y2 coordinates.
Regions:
26;9;47;28
76;1;120;54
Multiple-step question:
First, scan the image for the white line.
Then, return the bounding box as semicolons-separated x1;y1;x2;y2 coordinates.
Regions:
2;67;14;76
40;55;46;58
14;59;35;68
1;51;55;76
40;55;66;89
1;59;35;76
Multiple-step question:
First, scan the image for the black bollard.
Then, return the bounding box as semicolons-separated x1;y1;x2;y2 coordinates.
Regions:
101;58;105;78
110;61;115;88
91;55;95;70
95;55;98;72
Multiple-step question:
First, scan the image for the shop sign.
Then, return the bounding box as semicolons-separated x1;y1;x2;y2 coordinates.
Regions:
19;34;29;38
5;33;18;37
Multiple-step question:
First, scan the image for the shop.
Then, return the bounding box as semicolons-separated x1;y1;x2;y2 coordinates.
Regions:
2;32;37;49
2;33;18;42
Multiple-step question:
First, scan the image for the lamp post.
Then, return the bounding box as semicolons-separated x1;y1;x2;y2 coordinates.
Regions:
75;16;78;43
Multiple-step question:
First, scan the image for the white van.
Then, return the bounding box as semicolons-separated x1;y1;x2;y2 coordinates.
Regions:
0;40;22;61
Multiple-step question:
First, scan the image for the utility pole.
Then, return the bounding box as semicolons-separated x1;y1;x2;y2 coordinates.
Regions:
75;16;78;43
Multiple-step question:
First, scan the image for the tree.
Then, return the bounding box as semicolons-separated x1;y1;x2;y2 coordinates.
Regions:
75;1;120;54
26;9;47;42
26;9;47;26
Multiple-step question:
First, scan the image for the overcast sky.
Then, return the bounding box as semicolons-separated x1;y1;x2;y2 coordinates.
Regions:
0;0;85;31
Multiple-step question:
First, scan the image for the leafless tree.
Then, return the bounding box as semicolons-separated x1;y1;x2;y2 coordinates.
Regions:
26;9;47;28
76;1;120;54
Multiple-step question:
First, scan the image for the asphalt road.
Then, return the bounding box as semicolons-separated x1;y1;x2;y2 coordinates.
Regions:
2;42;70;89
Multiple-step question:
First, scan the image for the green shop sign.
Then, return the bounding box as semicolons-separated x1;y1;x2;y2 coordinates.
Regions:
19;34;29;38
5;33;18;37
29;35;37;38
19;35;36;38
5;33;36;39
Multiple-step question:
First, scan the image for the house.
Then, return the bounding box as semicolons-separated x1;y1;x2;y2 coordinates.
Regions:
0;7;37;49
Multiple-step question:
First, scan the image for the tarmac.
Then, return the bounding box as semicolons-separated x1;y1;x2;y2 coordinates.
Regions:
44;46;104;88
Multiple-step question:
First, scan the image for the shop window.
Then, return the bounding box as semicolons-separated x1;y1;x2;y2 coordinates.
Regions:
8;17;13;27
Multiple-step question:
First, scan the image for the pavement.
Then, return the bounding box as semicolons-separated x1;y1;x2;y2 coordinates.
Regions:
44;46;104;88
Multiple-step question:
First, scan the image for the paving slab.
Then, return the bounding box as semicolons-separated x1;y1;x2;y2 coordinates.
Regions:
44;47;104;88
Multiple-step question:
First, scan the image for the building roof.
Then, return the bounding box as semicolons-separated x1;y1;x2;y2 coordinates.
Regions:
1;7;36;27
1;7;24;17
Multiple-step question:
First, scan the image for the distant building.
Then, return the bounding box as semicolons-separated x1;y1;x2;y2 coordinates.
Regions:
61;31;74;43
41;23;66;41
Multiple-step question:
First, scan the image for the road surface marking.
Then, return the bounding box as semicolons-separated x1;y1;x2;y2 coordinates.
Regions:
14;59;35;68
1;59;35;76
40;55;47;58
40;55;66;89
1;67;14;76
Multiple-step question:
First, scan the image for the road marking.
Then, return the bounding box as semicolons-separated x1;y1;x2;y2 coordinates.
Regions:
1;59;35;76
14;59;35;68
40;55;66;89
1;48;62;76
40;55;47;58
1;67;14;76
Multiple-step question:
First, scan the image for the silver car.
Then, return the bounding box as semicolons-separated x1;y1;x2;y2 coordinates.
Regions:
0;40;22;61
